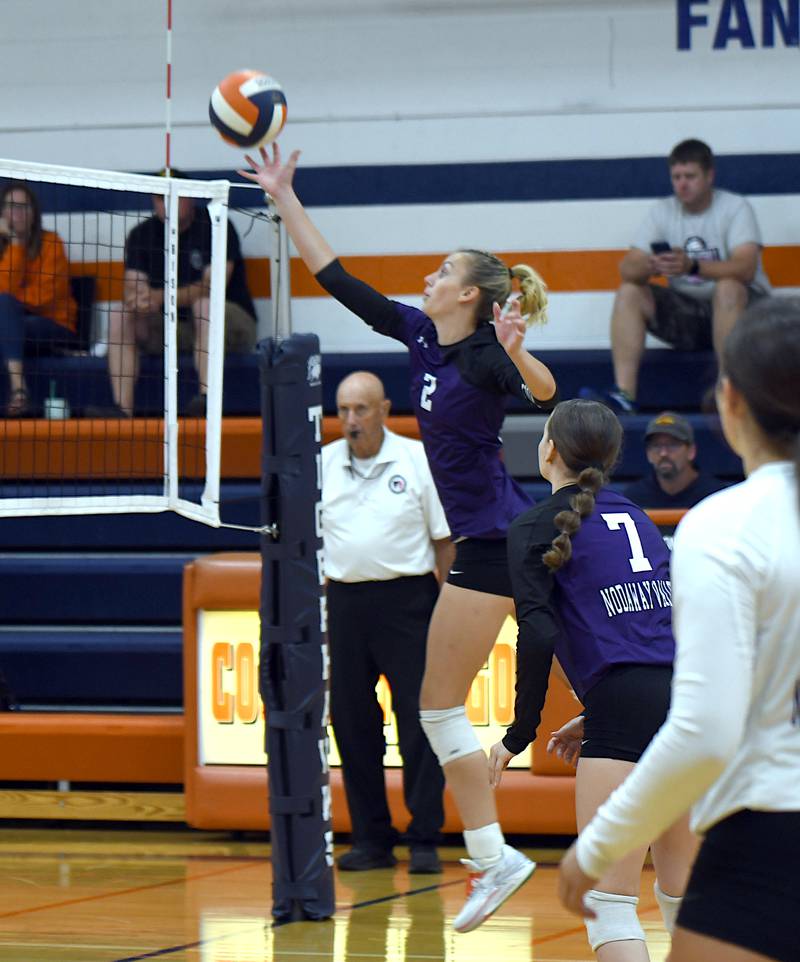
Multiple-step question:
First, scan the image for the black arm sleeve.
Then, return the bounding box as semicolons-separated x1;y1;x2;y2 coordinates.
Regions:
315;258;404;338
502;510;563;755
470;340;559;410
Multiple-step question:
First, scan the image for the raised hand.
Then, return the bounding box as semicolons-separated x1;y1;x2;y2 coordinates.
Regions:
493;296;526;357
238;143;300;201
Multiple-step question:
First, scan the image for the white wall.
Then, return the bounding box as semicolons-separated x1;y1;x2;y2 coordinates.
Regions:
3;0;798;350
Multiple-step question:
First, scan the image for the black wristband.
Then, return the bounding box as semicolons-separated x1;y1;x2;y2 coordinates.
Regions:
688;258;700;276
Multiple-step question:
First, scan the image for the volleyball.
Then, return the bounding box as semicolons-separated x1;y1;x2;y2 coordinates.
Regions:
209;69;287;149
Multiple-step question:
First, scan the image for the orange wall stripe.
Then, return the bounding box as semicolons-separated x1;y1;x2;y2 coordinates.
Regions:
70;245;800;303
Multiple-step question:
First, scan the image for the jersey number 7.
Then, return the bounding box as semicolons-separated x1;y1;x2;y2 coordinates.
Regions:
601;512;654;573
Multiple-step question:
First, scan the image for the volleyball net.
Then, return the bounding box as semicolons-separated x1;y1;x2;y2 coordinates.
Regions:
0;158;230;526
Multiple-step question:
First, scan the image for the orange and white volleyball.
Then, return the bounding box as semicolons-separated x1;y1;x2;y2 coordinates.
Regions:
209;70;287;148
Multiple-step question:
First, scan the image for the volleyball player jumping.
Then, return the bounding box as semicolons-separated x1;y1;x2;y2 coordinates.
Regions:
241;144;557;932
559;297;800;962
489;397;697;959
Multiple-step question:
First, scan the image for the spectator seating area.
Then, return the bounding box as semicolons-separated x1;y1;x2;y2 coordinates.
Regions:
0;349;740;714
2;345;720;417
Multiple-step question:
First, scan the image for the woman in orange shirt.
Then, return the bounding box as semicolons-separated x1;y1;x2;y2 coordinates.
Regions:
0;182;76;416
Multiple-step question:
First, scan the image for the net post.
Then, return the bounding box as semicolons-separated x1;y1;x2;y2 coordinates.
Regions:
259;334;333;923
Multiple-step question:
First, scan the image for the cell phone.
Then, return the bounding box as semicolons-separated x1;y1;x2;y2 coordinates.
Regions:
650;241;671;254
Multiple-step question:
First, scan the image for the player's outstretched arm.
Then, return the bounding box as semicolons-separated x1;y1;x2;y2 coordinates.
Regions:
239;144;335;275
494;299;557;403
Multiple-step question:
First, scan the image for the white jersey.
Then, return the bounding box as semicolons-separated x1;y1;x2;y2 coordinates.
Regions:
576;461;800;881
632;189;771;300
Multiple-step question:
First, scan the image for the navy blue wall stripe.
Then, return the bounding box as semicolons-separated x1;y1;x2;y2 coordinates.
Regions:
11;152;800;213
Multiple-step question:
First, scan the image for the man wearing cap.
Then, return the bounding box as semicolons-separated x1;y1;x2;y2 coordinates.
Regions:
90;168;257;417
623;411;728;509
323;370;453;874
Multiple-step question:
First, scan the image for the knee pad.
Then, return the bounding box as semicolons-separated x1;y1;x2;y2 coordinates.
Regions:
583;889;645;951
419;706;482;766
654;880;682;935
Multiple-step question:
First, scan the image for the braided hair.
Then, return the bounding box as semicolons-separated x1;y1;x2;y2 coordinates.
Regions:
541;399;623;571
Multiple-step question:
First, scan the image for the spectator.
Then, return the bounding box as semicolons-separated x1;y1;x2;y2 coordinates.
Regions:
322;370;452;874
624;411;728;509
0;181;77;417
583;139;771;414
92;168;257;417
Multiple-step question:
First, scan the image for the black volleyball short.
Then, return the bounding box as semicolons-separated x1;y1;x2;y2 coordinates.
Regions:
677;808;800;962
445;537;513;598
580;663;672;762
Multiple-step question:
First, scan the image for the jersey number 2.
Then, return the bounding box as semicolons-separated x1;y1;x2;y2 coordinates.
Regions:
420;373;437;411
601;512;653;573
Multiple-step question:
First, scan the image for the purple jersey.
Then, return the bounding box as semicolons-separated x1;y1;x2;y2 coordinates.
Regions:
314;260;557;539
389;302;547;538
504;484;675;754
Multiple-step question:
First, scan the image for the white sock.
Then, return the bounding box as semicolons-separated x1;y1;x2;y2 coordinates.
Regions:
463;822;504;869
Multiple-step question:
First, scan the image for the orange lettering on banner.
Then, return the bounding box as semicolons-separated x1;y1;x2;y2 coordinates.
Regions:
211;642;234;723
466;669;489;725
492;643;515;726
235;643;259;724
376;675;392;723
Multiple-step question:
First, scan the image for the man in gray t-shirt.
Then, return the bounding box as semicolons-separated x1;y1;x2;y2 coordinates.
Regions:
583;139;770;414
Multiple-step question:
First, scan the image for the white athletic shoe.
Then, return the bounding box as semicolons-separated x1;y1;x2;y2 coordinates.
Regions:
452;844;536;933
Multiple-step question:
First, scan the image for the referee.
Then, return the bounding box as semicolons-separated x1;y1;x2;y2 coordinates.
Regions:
323;371;453;874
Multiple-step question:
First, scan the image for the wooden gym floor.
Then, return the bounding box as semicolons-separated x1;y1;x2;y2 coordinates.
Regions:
0;827;671;962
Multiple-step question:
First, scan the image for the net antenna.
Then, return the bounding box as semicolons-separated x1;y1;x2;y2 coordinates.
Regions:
0;157;228;527
267;196;293;341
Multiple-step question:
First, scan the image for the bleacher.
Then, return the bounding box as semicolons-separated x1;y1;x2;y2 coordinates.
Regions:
0;345;739;825
3;345;720;417
0;348;740;714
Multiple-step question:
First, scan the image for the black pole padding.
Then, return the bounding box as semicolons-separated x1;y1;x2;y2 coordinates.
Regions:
258;335;334;923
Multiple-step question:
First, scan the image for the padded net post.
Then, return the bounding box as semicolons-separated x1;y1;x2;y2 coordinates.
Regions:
259;334;334;923
0;158;228;526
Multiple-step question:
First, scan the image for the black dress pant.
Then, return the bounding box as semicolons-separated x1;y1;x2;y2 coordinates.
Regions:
327;574;444;850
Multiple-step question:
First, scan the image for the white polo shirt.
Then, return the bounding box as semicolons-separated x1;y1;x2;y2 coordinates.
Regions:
322;428;450;583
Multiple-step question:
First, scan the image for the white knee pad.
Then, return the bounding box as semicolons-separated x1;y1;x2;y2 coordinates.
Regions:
583;890;645;951
654;880;682;935
419;706;482;766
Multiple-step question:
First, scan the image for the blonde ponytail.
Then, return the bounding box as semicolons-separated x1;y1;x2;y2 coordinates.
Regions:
458;248;549;326
510;263;548;327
